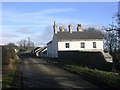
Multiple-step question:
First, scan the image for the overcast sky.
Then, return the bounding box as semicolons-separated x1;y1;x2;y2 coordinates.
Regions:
1;2;119;46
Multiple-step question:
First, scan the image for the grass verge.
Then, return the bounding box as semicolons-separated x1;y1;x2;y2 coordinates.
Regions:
44;58;120;88
2;70;15;88
64;64;120;88
2;54;21;88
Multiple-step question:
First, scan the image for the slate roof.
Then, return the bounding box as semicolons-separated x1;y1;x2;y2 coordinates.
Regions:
56;31;103;40
47;40;52;45
31;47;40;52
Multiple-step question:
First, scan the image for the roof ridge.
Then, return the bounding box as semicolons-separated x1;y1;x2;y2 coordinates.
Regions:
56;31;103;40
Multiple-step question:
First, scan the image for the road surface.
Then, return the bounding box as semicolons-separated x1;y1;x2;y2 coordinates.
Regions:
22;57;100;89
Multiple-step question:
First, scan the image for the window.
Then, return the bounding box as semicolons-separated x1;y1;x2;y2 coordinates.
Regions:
81;42;85;48
93;42;96;48
65;43;69;48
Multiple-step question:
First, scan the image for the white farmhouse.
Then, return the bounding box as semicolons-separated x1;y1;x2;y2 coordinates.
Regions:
47;22;104;57
47;22;112;62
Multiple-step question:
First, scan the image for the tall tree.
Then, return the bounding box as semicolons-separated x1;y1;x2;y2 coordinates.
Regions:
104;11;120;72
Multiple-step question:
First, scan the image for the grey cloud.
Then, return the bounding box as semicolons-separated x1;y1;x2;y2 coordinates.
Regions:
2;33;20;38
32;25;53;46
16;28;36;34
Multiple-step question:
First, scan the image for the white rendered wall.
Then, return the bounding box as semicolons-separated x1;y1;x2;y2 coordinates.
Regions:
58;40;103;51
52;35;58;58
47;35;58;58
47;42;52;57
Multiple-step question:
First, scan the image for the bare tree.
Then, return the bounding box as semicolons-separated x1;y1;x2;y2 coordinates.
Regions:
103;30;118;55
17;37;35;52
104;12;120;72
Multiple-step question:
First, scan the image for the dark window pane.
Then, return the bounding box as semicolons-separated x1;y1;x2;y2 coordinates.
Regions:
65;43;69;48
93;42;96;48
81;42;85;48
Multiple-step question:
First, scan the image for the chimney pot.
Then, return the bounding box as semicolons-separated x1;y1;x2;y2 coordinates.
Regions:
77;24;82;32
68;24;72;33
53;21;57;34
59;27;64;32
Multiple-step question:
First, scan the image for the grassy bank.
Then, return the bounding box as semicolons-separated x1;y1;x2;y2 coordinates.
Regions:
2;46;21;88
2;68;15;88
44;58;120;88
64;64;120;88
2;56;21;88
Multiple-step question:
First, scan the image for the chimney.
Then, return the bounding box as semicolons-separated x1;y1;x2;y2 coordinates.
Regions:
77;24;82;32
53;21;57;34
68;24;72;33
59;27;64;32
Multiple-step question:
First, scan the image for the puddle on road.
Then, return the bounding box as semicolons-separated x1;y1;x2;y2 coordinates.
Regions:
28;84;34;88
23;72;34;88
24;72;32;79
24;72;32;75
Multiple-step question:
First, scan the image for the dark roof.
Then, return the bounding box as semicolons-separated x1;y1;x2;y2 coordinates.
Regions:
31;47;40;53
33;47;40;51
56;31;103;40
47;40;52;44
38;47;47;54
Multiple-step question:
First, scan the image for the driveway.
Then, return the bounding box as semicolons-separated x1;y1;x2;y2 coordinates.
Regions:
22;57;100;88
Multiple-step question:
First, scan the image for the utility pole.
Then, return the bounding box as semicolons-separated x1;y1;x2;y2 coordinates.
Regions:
23;40;26;50
27;37;31;52
28;37;30;47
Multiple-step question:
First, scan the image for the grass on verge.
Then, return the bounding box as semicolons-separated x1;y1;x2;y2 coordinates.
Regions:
2;55;21;88
2;70;15;88
65;64;120;88
44;58;120;88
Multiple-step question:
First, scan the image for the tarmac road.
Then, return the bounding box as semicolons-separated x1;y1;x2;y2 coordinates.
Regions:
22;57;100;89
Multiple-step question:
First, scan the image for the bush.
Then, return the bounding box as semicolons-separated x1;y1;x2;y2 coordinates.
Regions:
2;46;10;66
8;47;19;61
58;51;112;71
9;48;15;59
114;62;120;72
2;46;19;66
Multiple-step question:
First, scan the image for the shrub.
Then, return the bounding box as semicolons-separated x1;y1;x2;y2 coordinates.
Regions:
2;46;10;66
8;47;19;61
58;51;112;71
8;48;16;60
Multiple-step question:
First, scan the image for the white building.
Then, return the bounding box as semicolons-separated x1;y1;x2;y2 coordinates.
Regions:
47;22;104;58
